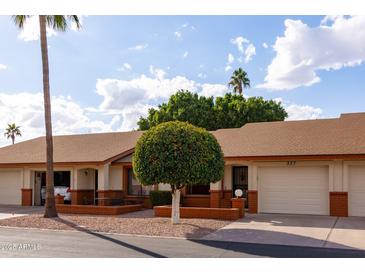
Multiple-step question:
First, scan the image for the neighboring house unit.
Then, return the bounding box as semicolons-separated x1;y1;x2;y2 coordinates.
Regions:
0;112;364;217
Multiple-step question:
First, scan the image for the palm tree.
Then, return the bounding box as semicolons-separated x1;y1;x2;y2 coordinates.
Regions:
4;123;21;145
228;68;250;95
13;16;81;218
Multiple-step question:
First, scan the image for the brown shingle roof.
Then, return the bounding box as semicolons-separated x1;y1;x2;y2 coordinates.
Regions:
213;112;365;157
0;131;143;164
0;112;364;164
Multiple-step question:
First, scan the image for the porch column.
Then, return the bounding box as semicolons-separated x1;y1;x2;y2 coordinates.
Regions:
97;164;110;205
21;168;33;206
210;181;221;208
71;168;95;205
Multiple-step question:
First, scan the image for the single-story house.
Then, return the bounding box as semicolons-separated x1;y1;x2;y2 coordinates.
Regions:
0;112;364;217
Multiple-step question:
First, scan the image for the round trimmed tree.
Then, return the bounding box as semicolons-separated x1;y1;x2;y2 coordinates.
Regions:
133;121;225;224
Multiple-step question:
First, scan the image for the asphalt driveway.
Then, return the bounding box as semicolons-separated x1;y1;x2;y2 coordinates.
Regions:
202;213;365;250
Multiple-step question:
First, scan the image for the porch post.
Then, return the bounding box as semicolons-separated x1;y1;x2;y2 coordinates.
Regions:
97;164;110;205
21;168;33;206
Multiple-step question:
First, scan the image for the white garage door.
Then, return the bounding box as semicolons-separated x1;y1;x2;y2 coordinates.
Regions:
258;166;329;215
349;166;365;217
0;170;22;205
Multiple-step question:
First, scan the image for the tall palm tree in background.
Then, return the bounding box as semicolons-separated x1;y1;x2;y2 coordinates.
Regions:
4;123;21;145
13;15;81;218
228;68;251;95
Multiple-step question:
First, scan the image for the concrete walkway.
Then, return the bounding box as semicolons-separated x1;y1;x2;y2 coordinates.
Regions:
202;213;365;250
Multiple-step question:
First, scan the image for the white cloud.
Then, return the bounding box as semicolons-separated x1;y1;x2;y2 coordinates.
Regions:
128;44;148;51
258;16;365;90
0;92;114;147
118;63;132;71
243;43;256;63
174;31;182;39
199;84;228;97
183;51;189;58
197;73;207;79
274;97;323;120
227;53;234;64
230;36;256;63
0;64;7;70
149;65;166;80
95;70;229;130
285;104;323;120
262;42;268;49
231;36;249;53
225;65;232;72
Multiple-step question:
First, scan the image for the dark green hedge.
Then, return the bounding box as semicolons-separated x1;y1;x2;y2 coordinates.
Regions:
149;190;172;207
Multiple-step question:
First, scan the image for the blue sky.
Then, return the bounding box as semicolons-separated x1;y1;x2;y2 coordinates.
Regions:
0;15;364;146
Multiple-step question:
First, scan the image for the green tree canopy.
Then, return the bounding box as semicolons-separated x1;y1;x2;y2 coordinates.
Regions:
138;90;288;131
133;121;225;224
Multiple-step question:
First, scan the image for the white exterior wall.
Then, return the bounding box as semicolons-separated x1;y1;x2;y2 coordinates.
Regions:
109;166;123;190
158;183;171;191
75;168;95;189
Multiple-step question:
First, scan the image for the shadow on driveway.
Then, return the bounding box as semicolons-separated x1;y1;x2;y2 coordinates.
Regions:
189;239;365;258
54;217;166;258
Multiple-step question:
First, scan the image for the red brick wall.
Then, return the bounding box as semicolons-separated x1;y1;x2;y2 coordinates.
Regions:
154;206;239;220
71;189;94;205
210;190;220;208
96;190;124;206
231;198;245;218
21;188;32;206
221;190;233;208
183;195;210;207
330;192;348;217
56;204;142;215
248;190;258;214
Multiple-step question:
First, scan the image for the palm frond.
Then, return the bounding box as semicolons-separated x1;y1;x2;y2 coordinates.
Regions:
12;15;30;29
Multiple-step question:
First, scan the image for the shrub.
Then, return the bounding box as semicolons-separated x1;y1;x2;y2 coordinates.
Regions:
133;121;224;224
149;191;172;207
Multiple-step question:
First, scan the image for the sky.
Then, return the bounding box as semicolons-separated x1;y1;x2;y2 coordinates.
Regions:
0;15;365;146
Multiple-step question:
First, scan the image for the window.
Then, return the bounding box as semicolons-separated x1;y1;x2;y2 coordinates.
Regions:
127;168;152;196
186;184;210;195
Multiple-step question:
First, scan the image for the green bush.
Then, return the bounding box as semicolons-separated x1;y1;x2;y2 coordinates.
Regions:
133;121;225;188
149;190;172;207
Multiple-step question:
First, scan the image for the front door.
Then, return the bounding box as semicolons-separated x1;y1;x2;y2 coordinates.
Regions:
232;166;248;208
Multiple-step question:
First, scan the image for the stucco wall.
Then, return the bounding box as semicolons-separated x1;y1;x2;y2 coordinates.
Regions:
109;166;123;190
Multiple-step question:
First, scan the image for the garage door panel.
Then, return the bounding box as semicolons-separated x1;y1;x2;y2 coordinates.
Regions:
258;166;329;215
349;166;365;217
0;170;22;205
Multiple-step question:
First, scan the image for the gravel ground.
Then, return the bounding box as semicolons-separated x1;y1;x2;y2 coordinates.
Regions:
0;210;231;238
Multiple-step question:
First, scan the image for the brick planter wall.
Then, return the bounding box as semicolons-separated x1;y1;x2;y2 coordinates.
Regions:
56;204;142;215
330;192;348;217
97;190;124;206
231;198;245;218
71;189;94;205
248;190;258;214
183;195;210;207
21;188;32;206
154;206;239;220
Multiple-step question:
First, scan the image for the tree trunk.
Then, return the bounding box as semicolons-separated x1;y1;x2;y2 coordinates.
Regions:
39;15;57;218
11;134;14;145
171;188;181;224
238;84;243;95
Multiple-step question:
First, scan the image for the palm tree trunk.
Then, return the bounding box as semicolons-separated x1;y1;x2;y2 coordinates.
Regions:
39;15;57;218
11;134;14;145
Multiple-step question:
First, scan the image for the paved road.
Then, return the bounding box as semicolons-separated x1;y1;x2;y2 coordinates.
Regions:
0;227;364;258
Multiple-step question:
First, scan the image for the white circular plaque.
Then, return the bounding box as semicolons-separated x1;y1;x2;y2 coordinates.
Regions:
234;189;243;198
